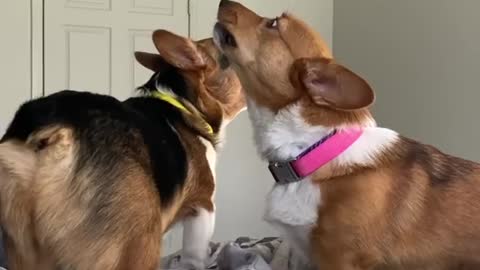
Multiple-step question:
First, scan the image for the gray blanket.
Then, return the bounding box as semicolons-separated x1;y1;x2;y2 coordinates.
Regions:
0;237;313;270
161;237;314;270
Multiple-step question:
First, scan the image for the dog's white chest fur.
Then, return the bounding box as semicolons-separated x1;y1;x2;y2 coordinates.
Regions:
265;179;321;257
246;99;399;259
265;179;320;227
247;100;325;256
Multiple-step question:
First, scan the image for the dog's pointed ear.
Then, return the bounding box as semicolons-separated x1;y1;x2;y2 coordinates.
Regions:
152;29;206;71
134;51;170;72
290;58;375;110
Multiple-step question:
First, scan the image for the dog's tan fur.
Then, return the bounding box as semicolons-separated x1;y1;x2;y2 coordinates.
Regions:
1;127;164;270
216;1;480;269
0;30;244;270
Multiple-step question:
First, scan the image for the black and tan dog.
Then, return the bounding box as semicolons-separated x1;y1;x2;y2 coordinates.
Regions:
0;29;244;270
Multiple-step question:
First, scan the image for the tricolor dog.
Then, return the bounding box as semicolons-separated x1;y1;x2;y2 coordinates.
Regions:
0;30;244;270
214;1;480;269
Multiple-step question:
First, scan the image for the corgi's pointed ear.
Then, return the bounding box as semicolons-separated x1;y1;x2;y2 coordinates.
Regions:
134;51;170;72
152;30;205;71
291;58;375;110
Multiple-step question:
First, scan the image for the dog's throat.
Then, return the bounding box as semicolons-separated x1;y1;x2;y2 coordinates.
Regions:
268;129;363;184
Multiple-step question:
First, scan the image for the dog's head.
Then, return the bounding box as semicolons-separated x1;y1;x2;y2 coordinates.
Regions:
214;0;374;127
135;30;245;124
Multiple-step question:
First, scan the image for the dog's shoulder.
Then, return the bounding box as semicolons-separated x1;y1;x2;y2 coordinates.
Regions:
123;96;191;204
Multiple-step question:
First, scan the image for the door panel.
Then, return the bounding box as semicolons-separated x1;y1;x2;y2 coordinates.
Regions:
44;0;189;100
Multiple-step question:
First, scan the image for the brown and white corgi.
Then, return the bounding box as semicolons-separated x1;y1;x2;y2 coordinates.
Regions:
214;1;480;269
0;29;244;270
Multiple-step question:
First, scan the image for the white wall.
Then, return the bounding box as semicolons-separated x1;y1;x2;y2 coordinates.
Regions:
0;1;33;135
191;0;333;241
334;1;480;160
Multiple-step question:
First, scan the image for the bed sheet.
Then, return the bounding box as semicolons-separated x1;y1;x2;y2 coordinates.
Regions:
161;237;314;270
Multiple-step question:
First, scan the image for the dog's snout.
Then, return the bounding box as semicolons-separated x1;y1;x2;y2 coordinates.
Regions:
219;0;229;8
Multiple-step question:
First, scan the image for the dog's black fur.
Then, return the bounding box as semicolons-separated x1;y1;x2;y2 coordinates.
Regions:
1;67;194;207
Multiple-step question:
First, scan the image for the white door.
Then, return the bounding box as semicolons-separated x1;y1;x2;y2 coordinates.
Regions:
44;0;189;101
0;1;33;135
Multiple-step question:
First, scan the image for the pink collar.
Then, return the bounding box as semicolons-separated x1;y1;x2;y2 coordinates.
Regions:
268;129;363;184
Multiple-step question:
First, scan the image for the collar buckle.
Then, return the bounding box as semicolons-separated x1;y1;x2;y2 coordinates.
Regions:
268;161;301;184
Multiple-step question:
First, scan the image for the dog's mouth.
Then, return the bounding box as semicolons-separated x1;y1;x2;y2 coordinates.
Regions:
214;23;237;49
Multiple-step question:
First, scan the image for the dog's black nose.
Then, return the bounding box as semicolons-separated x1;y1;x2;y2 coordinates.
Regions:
219;0;229;8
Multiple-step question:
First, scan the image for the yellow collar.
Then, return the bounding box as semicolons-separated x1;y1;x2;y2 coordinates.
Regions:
151;91;214;135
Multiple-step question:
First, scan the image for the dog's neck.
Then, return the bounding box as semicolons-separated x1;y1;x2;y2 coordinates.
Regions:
246;98;399;178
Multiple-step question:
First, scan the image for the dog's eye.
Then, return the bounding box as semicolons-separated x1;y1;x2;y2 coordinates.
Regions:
266;18;279;29
219;54;230;69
